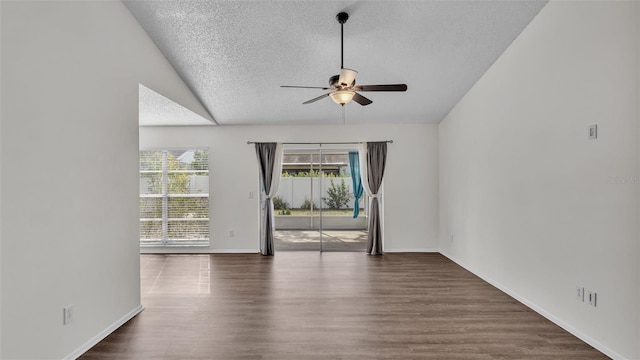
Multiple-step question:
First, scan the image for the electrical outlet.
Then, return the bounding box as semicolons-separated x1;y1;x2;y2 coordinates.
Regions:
229;230;235;237
63;305;74;325
588;124;598;140
587;290;597;307
576;286;584;301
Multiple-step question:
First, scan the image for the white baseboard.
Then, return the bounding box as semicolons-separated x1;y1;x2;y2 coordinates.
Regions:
439;251;626;360
64;304;144;360
141;248;260;254
211;249;260;253
384;248;440;253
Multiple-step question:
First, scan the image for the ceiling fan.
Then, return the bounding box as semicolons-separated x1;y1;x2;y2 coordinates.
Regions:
281;12;408;106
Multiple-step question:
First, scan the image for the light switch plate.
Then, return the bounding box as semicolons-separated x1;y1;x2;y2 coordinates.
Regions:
63;305;74;325
587;290;597;307
588;124;597;140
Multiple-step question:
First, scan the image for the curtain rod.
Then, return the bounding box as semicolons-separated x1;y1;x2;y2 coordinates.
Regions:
246;140;393;145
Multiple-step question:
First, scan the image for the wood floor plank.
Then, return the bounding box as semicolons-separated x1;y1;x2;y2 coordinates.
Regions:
80;252;608;359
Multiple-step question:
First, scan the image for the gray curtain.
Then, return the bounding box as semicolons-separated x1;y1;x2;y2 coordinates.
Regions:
365;142;387;255
255;143;282;256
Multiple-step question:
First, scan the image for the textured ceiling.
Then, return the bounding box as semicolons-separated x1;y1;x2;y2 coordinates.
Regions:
124;0;547;126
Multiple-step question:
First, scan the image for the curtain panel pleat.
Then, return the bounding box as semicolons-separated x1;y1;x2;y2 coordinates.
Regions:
255;142;283;255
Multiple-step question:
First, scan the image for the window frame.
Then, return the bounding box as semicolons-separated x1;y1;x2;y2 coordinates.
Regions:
139;147;210;247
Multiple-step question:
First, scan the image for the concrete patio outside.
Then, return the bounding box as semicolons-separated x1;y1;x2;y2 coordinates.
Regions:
274;230;367;251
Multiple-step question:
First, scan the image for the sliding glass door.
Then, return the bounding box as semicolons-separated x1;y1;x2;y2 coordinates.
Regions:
272;150;322;251
273;146;367;252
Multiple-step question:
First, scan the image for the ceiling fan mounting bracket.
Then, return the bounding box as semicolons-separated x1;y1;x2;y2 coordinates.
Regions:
336;12;349;24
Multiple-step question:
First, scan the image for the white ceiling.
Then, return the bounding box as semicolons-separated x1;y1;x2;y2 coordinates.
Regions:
124;0;547;126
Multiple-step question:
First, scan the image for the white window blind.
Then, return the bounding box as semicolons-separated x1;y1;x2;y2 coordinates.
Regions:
139;149;209;246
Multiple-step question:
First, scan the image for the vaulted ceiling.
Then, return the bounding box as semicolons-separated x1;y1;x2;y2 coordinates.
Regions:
124;0;547;126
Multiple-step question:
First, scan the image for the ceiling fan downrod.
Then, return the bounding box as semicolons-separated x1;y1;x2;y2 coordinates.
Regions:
336;12;349;69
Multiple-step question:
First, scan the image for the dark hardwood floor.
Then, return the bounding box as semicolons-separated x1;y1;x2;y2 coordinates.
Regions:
80;252;608;359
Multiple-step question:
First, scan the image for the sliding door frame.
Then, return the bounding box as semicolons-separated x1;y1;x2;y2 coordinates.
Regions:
268;144;375;252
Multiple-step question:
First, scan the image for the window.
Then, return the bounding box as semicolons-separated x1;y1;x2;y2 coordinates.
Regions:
139;149;209;246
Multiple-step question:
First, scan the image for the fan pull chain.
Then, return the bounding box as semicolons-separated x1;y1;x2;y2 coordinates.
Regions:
342;106;346;125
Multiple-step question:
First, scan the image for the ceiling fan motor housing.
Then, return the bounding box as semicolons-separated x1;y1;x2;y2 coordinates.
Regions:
330;74;356;88
331;75;355;88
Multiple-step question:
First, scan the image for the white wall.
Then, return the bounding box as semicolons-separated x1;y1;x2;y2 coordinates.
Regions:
140;124;439;253
0;1;3;352
439;1;639;359
0;1;208;358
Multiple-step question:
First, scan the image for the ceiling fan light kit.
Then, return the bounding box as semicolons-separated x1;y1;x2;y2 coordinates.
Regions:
281;12;407;107
330;90;355;105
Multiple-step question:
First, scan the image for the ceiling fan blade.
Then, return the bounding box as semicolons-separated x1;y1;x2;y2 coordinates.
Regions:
303;93;331;104
354;84;408;92
352;92;372;106
281;85;330;90
338;68;357;87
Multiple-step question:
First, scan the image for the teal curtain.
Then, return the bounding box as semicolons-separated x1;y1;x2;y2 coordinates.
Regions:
348;151;363;218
